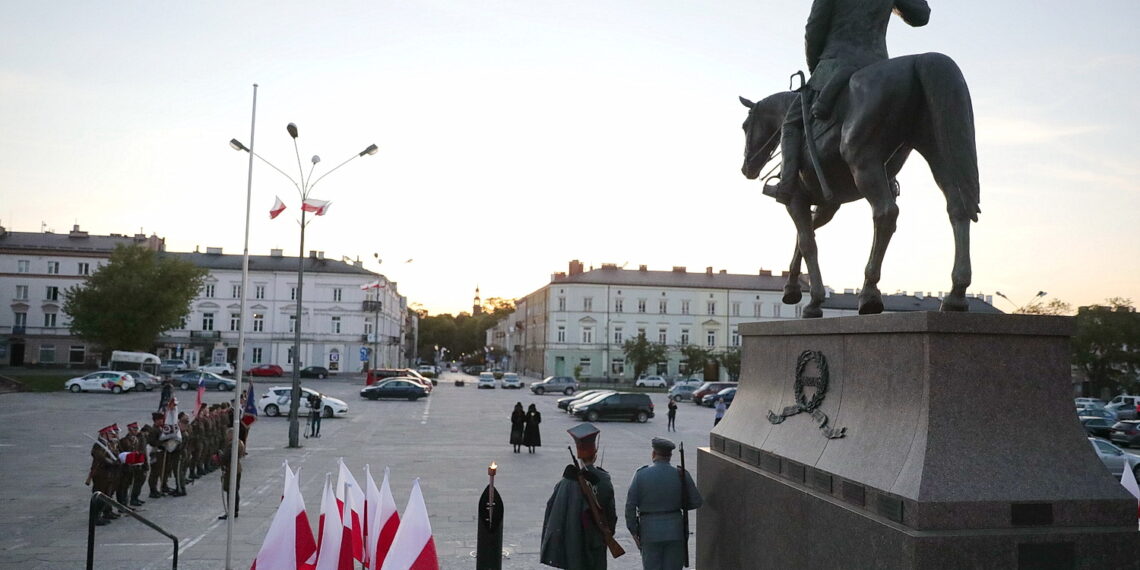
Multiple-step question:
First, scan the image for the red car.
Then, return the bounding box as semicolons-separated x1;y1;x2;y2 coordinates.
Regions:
247;364;285;377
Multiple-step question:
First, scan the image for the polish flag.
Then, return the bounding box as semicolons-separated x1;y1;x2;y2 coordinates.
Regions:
379;479;438;570
336;458;366;562
314;474;352;570
366;466;400;569
360;280;384;291
269;196;287;219
301;198;332;216
250;462;317;570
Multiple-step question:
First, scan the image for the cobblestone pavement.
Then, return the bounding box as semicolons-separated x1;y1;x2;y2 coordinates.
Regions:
0;371;718;569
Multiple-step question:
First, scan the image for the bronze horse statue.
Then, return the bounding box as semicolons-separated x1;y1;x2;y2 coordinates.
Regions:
740;52;980;318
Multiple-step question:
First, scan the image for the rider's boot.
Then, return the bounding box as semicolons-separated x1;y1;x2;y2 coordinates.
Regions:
772;118;804;205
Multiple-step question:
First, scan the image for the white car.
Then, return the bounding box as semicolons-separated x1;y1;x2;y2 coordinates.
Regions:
635;375;668;388
200;362;235;376
477;372;497;389
65;371;136;394
501;373;523;389
258;386;349;418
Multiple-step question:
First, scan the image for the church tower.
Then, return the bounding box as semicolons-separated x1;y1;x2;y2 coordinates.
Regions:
473;285;483;316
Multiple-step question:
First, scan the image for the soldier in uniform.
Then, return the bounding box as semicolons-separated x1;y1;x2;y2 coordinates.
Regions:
625;437;702;570
217;427;246;520
88;424;120;526
118;422;147;507
144;411;168;498
770;0;931;204
541;423;618;570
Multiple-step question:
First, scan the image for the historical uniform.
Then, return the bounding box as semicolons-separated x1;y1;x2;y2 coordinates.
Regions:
89;424;120;525
772;0;930;204
541;423;618;570
625;438;702;570
118;422;148;507
144;412;169;498
218;428;246;519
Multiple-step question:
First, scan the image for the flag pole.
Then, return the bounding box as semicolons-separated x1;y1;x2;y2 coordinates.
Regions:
226;82;257;570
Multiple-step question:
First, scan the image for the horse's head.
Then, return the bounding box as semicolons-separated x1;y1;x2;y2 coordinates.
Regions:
739;93;793;180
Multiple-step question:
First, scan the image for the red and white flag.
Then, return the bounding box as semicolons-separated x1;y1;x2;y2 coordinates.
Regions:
269;196;287;219
379;479;438;570
250;462;317;570
360;280;384;291
366;466;400;569
336;458;366;563
314;474;352;570
302;198;332;216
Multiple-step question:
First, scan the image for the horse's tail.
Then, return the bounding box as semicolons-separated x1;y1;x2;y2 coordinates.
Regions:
915;52;980;222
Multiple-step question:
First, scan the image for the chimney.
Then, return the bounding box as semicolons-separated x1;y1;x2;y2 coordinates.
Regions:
706;267;713;276
317;251;325;260
69;224;89;238
780;271;789;277
206;247;223;255
915;291;925;300
719;269;727;275
569;260;584;276
0;225;6;238
602;263;618;270
309;250;318;259
672;266;686;273
639;265;647;272
552;271;567;281
271;248;283;257
758;269;772;277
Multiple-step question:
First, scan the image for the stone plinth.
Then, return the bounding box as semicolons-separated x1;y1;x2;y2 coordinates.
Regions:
697;312;1139;569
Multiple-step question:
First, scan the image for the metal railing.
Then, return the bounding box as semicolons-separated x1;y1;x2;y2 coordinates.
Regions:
87;491;179;570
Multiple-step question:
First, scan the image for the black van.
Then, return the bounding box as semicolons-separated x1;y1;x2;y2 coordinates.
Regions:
572;392;654;423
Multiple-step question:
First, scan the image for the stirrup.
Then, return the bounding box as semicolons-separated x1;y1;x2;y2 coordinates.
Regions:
762;176;782;198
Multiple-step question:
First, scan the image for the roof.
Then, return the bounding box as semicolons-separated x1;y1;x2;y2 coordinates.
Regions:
552;267;798;292
821;293;1004;314
0;228;161;254
162;252;377;277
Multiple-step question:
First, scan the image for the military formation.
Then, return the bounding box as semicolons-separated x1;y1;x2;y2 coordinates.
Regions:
86;381;250;526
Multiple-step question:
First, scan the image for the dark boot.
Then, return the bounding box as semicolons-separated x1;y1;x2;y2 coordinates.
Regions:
771;114;804;205
94;517;110;526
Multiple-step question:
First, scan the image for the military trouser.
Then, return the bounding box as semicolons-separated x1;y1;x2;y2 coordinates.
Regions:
148;451;166;494
115;465;131;505
130;465;147;502
640;539;685;570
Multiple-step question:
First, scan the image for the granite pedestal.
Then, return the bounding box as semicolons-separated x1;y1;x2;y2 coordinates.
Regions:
698;312;1139;569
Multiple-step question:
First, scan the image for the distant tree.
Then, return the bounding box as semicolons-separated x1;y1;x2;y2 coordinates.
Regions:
678;345;715;378
622;334;668;380
1020;298;1073;315
1073;298;1140;396
720;348;742;381
63;245;206;354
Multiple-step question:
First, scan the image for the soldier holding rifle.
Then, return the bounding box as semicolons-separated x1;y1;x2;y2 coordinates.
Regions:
625;437;702;570
540;423;622;569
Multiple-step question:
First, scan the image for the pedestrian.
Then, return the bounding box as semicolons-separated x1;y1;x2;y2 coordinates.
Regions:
524;403;542;453
540;423;618;570
308;392;323;438
666;400;677;432
625;437;702;570
713;398;726;427
510;402;525;453
217;427;246;520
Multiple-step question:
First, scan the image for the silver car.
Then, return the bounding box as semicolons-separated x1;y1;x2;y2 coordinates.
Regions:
1089;437;1140;479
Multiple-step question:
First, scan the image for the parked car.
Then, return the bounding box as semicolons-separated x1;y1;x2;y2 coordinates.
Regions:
416;365;437;378
531;376;579;396
501;373;523;389
174;371;236;391
691;382;738;405
1110;421;1140;447
1089;437;1140;479
122;370;161;391
65;371;136;394
199;362;235;376
258;386;349;418
1081;417;1114;439
667;384;698;402
572;392;655;423
1075;397;1107;407
477;372;497;389
248;364;285;377
462;365;485;375
1079;408;1117;421
635;375;668;388
702;387;738;407
557;389;612;411
1107;395;1140;420
159;359;189;375
672;377;704;388
366;368;435;388
300;366;330;379
360;378;430;401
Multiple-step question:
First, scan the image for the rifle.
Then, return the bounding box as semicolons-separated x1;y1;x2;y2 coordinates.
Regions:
679;442;690;568
568;447;625;559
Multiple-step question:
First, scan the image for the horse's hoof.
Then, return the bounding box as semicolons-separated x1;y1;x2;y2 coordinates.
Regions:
802;305;823;319
858;297;884;315
939;296;969;312
782;286;803;305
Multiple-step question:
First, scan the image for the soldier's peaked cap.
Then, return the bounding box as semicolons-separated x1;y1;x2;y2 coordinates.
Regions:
652;437;676;454
567;423;600;457
127;422;139;430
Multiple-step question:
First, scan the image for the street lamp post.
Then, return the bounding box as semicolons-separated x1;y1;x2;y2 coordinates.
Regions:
230;125;377;448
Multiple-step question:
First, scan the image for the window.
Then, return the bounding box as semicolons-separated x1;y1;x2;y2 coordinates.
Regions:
290;287;297;301
15;285;28;300
582;326;594;343
287;347;294;364
638;299;647;313
204;284;215;298
364;321;373;335
232;285;241;298
252;347;263;364
659;299;668;314
77;262;90;276
253;314;264;332
707;301;716;315
680;328;690;345
732;328;740;347
17;260;29;273
614;298;623;313
69;345;85;364
658;328;668;344
255;285;265;300
611;358;625;375
681;300;690;315
202;312;215;330
578;357;592;376
558;297;566;311
331;316;341;334
795;304;802;318
637;327;646;338
39;345;56;363
44;313;58;327
773;303;781;318
230;313;241;331
289;315;297;333
45;286;60;301
583;297;593;312
557;326;566;343
333;288;342;302
614;327;623;344
14;312;27;327
732;302;740;317
47;261;59;274
754;302;762;317
706;330;717;347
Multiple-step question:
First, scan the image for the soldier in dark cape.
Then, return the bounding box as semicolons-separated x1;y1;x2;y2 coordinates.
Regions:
540;423;617;570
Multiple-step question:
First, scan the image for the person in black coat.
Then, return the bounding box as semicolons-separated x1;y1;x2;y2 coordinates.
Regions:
510;402;525;453
523;403;542;453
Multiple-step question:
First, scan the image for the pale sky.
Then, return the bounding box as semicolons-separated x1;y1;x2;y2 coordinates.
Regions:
3;1;1137;315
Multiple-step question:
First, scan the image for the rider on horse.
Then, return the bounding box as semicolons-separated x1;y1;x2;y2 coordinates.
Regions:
771;0;931;205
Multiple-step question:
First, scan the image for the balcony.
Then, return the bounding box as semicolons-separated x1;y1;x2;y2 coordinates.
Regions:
362;300;382;312
12;325;25;335
190;330;222;339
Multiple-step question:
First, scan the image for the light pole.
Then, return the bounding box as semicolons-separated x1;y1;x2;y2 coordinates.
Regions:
995;290;1047;313
230;125;377;448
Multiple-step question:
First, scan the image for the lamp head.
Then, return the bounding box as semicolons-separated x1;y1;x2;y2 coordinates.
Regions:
311;155;321;165
229;139;248;152
287;123;299;139
360;144;379;157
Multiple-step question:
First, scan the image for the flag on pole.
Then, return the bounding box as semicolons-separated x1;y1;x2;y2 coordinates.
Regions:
1120;463;1140;517
336;458;366;562
302;198;332;216
250;462;317;570
379;479;438;570
340;480;361;569
366;466;400;569
360;280;385;291
269;196;287;219
315;474;351;570
242;380;258;426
